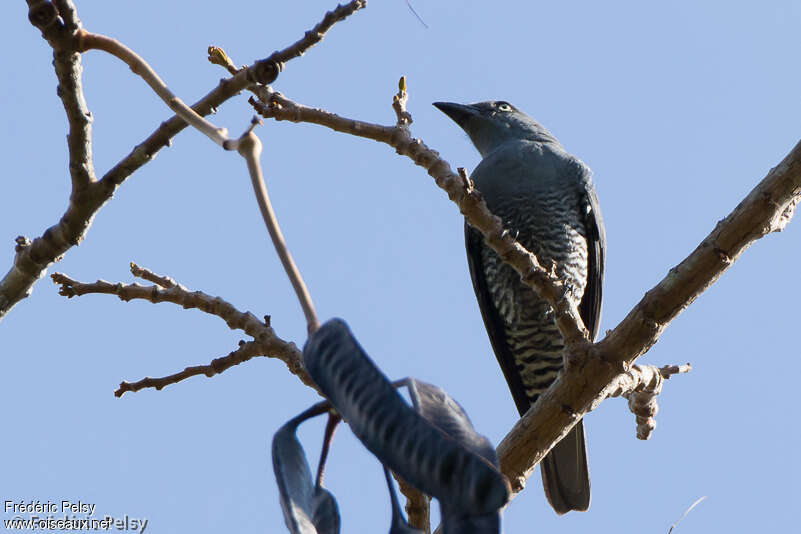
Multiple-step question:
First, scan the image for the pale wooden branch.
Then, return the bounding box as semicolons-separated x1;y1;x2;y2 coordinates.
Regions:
2;0;365;322
49;266;315;395
77;30;231;146
48;5;95;193
237;129;320;333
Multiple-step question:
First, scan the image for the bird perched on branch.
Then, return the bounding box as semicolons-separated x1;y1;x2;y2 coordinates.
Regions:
434;100;605;514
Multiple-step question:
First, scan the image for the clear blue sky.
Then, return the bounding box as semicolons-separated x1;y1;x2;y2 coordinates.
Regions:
2;1;800;533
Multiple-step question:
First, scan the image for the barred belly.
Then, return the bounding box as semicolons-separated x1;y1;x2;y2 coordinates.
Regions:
480;219;589;404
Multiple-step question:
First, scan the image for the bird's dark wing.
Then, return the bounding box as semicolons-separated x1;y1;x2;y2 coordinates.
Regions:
577;171;605;341
465;223;531;416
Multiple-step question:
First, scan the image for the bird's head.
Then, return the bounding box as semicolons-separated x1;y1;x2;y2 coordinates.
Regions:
433;100;558;157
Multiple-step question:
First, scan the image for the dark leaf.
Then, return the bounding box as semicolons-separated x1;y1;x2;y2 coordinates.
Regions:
311;486;340;534
303;319;508;514
405;379;498;468
315;413;341;488
272;402;341;534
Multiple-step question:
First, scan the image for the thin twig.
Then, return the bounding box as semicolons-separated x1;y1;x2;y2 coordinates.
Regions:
404;0;429;29
237;128;319;333
668;496;707;534
130;262;177;288
315;413;341;487
268;1;367;68
115;341;264;397
50;268;315;394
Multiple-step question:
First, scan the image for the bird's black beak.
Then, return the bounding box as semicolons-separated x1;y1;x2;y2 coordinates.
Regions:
433;102;478;128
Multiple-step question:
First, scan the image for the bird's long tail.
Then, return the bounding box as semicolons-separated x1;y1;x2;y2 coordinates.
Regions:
540;420;590;514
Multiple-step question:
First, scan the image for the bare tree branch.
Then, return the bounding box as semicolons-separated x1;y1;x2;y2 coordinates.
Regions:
115;340;264;397
47;5;95;193
129;263;177;288
2;0;365;321
236;130;320;333
270;1;367;69
75;25;322;331
50;265;315;395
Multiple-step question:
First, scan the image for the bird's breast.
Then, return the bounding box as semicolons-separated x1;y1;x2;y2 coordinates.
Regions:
479;194;590;399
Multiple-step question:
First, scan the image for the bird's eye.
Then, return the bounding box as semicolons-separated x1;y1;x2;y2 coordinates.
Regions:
496;102;513;112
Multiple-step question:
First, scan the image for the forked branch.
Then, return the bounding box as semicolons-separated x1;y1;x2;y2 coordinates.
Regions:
3;0;365;321
51;264;314;396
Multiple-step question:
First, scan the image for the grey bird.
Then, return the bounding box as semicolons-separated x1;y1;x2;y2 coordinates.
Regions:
434;100;605;514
